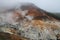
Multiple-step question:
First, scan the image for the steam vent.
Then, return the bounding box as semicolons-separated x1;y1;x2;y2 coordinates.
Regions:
0;3;60;40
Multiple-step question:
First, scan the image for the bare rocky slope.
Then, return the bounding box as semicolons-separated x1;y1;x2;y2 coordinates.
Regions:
0;3;60;40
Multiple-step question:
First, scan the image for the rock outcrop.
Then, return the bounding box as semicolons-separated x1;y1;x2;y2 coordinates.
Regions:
0;32;28;40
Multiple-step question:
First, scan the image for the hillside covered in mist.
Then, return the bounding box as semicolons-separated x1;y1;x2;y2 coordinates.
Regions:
0;3;60;40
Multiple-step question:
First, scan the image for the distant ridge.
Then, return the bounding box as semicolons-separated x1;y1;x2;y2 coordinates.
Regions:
20;3;59;20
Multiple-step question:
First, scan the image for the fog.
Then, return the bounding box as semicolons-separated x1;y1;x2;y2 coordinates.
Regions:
0;0;60;13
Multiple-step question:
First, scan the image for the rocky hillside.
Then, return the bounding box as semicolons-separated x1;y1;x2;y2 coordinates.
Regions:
0;3;60;40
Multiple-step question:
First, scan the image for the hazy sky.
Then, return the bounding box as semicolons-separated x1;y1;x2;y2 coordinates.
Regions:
0;0;60;13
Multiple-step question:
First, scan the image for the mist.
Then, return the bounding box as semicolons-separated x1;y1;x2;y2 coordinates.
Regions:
0;0;60;13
